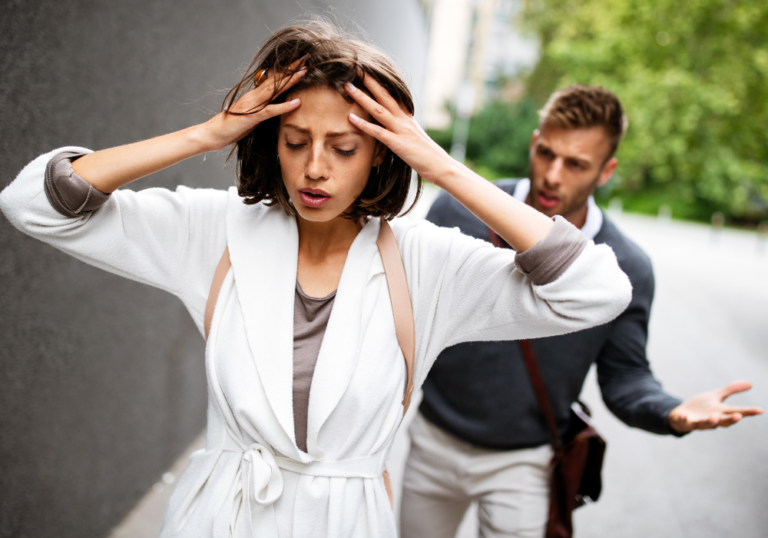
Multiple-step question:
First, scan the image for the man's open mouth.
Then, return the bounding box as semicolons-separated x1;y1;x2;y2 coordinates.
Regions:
536;189;560;209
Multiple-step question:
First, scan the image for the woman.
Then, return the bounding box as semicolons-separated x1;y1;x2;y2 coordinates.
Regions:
0;20;630;538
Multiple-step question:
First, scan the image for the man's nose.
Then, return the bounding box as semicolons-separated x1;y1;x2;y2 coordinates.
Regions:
306;145;328;180
544;158;565;188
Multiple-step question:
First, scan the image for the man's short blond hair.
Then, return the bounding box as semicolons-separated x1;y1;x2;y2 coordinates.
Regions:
539;85;628;159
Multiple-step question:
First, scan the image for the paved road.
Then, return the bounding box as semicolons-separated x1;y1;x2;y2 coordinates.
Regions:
569;213;768;538
110;203;768;537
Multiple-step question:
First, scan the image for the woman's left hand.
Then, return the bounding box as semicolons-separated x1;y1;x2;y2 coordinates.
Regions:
347;72;554;252
345;77;455;187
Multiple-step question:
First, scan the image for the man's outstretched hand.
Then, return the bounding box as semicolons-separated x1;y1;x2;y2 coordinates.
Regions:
668;381;763;434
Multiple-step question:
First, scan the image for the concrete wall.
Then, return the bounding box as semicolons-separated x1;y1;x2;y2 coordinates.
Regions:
0;2;428;536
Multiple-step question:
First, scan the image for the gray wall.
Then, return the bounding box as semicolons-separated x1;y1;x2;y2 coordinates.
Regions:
0;1;428;536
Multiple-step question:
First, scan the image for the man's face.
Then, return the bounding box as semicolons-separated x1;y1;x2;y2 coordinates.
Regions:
527;125;617;226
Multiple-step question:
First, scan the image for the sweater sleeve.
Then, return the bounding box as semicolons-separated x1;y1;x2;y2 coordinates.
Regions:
595;256;685;435
393;218;633;388
0;148;229;333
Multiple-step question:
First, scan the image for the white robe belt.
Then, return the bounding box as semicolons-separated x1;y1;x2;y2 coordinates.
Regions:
222;436;387;508
216;439;388;538
275;453;388;479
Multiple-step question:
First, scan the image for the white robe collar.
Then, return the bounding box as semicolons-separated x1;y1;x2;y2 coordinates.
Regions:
225;189;384;456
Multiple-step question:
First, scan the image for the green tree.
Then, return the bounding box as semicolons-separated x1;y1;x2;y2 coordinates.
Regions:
522;0;768;221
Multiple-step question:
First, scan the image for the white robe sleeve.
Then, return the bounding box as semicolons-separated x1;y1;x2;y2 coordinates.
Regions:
393;219;632;386
0;147;228;333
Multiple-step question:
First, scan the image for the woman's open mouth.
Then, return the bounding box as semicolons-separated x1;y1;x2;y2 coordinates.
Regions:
299;188;332;208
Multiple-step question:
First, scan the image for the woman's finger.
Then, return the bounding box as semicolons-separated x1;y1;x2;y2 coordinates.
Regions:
349;113;394;146
271;59;309;97
345;83;397;129
359;72;403;114
229;60;307;115
258;99;302;121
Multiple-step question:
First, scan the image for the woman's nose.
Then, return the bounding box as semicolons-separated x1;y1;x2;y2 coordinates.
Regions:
306;145;328;180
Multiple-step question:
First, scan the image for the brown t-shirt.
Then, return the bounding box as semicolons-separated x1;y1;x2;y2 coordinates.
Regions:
292;282;336;453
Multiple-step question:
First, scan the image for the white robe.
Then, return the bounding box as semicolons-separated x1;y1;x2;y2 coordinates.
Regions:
0;148;632;538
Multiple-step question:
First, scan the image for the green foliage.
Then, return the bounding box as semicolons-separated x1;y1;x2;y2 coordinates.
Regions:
522;0;768;221
466;99;540;178
427;98;540;180
595;184;721;221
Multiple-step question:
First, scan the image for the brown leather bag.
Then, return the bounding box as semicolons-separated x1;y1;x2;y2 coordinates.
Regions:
518;340;606;538
204;219;415;510
488;226;605;538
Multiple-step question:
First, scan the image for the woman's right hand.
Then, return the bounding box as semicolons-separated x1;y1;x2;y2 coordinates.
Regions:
71;59;307;193
198;59;308;152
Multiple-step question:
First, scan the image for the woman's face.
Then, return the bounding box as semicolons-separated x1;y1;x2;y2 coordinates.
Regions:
278;86;384;223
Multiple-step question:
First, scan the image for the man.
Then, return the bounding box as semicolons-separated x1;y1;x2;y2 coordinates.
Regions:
399;85;763;538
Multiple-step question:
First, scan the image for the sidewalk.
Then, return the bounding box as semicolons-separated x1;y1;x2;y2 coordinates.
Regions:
107;436;204;538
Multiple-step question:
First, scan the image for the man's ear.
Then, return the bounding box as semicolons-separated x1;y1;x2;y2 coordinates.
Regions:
597;157;618;187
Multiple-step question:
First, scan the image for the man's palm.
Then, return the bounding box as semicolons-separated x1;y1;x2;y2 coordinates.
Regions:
668;381;763;434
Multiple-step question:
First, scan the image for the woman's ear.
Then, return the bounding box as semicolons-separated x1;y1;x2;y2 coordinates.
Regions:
373;142;386;167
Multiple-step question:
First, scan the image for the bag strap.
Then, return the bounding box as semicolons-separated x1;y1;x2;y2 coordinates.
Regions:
518;340;563;453
203;219;415;413
486;226;563;452
376;219;416;413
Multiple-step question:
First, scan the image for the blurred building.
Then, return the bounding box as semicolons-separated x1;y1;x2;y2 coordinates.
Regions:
423;0;538;130
0;2;428;537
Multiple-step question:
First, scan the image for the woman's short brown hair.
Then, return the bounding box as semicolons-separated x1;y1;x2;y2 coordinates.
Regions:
223;19;421;220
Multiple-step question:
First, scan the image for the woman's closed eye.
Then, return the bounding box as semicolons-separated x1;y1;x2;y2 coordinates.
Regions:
284;141;355;156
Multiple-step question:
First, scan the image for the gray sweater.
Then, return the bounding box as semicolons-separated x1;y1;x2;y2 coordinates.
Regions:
420;179;684;450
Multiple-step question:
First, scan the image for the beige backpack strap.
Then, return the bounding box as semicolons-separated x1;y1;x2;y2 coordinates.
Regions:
377;219;416;509
376;219;416;414
204;247;231;340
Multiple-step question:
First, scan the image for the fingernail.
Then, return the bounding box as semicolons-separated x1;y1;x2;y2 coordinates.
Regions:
346;82;357;93
298;66;307;73
290;98;300;105
349;113;360;122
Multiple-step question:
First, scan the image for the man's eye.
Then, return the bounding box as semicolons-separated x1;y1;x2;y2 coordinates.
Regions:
336;148;356;157
570;160;584;169
539;148;553;158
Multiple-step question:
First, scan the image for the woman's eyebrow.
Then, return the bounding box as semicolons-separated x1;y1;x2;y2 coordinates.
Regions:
326;130;359;139
283;124;309;134
283;124;360;139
